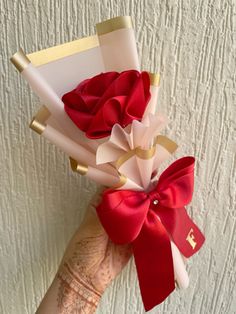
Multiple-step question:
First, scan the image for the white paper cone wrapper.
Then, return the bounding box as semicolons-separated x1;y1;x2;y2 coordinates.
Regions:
116;177;143;191
18;37;105;151
35;52;103;98
20;63;100;153
42;124;116;176
136;156;156;190
86;167;120;187
118;155;142;188
171;241;189;289
143;84;159;119
96;16;140;71
43;125;97;165
152;144;173;171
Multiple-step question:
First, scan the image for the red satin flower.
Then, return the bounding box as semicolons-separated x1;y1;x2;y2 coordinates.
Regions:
96;157;205;311
62;70;151;139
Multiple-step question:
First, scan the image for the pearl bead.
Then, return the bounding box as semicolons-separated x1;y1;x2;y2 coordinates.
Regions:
153;199;158;205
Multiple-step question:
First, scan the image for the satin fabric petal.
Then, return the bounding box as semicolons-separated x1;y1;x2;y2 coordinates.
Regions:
62;70;151;139
87;96;127;138
96;190;149;244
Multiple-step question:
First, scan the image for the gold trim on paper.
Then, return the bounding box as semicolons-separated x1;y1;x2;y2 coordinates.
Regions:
10;48;31;72
29;105;51;135
135;146;156;159
96;16;133;35
34;105;51;122
111;173;127;189
155;135;178;154
115;145;156;169
69;157;125;187
29;118;46;135
69;157;88;176
115;150;134;169
26;35;99;67
149;73;160;86
115;135;177;169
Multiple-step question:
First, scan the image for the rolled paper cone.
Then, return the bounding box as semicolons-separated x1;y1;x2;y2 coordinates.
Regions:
136;156;156;190
88;167;120;186
10;49;98;152
33;105;68;137
30;117;117;176
117;155;143;188
171;241;189;289
135;73;160;189
117;177;143;191
134;143;156;190
142;73;160;120
69;158;120;187
152;137;178;171
70;158;142;190
96;16;140;71
152;145;171;171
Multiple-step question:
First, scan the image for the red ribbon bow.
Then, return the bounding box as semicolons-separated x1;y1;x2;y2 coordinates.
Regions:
96;156;205;311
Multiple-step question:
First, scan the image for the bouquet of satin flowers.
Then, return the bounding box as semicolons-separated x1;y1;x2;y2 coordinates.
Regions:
11;16;205;311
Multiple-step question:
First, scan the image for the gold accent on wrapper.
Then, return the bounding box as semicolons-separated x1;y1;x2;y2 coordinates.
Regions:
10;48;31;72
155;135;178;153
69;157;88;176
35;105;51;122
29;105;50;135
26;35;99;66
69;158;125;188
135;146;156;159
116;146;156;169
29;118;46;135
112;173;127;189
115;150;135;169
96;16;133;35
149;73;160;86
116;136;178;169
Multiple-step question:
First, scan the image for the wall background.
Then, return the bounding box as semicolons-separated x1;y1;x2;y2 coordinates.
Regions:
1;0;235;313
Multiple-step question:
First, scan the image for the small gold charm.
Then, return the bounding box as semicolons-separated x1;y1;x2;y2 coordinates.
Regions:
186;228;197;249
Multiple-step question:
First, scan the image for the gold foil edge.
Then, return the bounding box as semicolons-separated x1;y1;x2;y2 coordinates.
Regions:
111;173;127;189
115;150;135;169
115;135;177;169
34;105;51;122
155;135;178;154
10;48;31;72
96;16;133;35
26;35;99;67
29;118;46;135
135;146;156;159
29;105;51;135
69;157;88;176
116;146;156;169
149;73;160;86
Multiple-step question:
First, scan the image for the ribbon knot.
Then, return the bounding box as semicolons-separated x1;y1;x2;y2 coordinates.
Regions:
96;156;205;311
148;189;160;206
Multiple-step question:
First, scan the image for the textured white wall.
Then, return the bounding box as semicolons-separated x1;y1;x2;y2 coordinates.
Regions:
1;0;236;313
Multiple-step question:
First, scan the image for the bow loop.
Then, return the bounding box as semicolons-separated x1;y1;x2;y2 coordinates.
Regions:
156;156;195;208
96;156;205;311
148;189;161;205
97;189;150;244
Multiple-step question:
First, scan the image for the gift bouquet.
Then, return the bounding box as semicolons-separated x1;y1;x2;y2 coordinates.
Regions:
11;16;205;311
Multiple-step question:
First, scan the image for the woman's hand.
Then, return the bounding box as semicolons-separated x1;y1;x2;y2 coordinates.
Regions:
36;192;132;314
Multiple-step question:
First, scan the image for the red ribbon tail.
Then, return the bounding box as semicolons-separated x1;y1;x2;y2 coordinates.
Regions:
132;210;175;311
157;206;205;258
